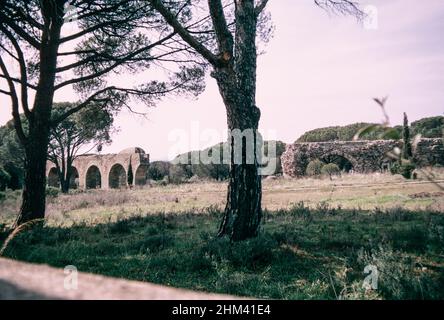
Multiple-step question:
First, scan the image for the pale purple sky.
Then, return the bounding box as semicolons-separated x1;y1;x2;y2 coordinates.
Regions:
1;0;443;160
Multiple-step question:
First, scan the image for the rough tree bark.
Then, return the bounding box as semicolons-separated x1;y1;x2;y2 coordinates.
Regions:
15;7;63;226
59;157;73;194
150;0;267;240
215;1;262;241
214;73;263;240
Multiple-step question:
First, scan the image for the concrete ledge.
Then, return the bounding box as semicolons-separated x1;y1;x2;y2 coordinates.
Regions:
0;258;238;300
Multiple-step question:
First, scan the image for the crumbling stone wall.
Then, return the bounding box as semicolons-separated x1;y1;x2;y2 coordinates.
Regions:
46;147;149;190
413;138;444;167
281;138;444;177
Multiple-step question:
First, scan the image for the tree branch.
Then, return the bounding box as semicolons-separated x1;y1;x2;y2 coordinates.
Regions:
255;0;269;16
0;56;27;144
0;88;11;96
208;0;234;60
3;3;44;30
50;87;116;126
54;32;176;89
149;0;222;67
0;13;41;49
314;0;364;19
0;74;38;90
0;25;31;118
59;17;134;44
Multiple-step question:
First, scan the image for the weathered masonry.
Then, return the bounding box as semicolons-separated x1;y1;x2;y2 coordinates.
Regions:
46;147;149;190
281;138;444;177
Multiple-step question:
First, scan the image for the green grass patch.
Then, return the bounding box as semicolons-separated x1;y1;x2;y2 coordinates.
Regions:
1;205;444;300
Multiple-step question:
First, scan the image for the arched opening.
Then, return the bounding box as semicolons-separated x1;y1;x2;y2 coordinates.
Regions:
108;164;127;189
134;165;148;186
47;168;60;188
86;165;102;189
69;167;79;189
321;154;354;173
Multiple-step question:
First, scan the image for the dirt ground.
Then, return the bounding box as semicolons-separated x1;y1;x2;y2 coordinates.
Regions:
0;258;237;300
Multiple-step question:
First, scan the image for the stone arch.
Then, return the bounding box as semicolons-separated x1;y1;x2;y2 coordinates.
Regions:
319;152;358;173
47;167;60;188
108;163;127;189
321;153;356;172
86;165;102;189
69;166;80;189
134;164;148;186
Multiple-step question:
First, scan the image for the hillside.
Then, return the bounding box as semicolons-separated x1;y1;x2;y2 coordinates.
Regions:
296;116;443;143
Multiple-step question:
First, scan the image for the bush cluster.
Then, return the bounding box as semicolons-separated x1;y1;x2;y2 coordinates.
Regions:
0;166;11;191
306;159;341;178
390;162;416;179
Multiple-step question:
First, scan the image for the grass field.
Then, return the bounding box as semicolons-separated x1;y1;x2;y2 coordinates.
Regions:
2;170;444;227
1;170;444;299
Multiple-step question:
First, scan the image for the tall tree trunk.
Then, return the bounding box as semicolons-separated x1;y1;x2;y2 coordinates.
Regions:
60;160;73;194
60;172;71;194
216;0;262;241
147;0;266;240
218;124;262;241
15;126;50;226
14;10;62;226
224;163;262;240
213;67;263;240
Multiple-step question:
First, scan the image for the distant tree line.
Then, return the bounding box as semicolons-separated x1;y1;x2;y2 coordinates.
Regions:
1;136;286;191
297;116;444;143
0;103;114;192
0;119;25;190
147;140;287;183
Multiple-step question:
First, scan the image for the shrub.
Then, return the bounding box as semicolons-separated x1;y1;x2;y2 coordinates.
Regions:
400;163;416;179
306;159;324;176
316;201;338;216
1;163;23;190
390;162;401;175
356;245;444;300
191;163;230;181
321;163;341;179
289;201;311;220
147;161;171;181
169;164;192;184
45;186;60;198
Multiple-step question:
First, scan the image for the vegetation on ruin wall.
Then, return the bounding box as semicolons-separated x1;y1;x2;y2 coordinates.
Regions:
1;204;443;300
297;116;444;143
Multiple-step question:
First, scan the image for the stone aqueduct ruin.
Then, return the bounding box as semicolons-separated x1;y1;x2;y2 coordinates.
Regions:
282;138;444;177
45;139;444;188
46;147;149;190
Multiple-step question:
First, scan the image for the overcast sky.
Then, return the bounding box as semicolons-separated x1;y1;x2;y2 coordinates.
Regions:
1;0;443;160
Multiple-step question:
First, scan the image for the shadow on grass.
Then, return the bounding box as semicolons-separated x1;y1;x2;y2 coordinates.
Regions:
1;204;444;300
